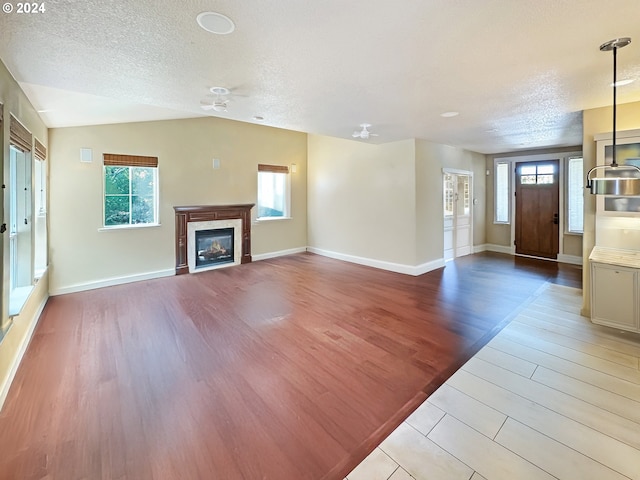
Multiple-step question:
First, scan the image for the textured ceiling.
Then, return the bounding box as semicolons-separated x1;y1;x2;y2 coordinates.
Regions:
1;0;639;154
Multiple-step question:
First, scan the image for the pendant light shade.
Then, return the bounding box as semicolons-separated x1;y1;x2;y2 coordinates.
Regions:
586;37;640;196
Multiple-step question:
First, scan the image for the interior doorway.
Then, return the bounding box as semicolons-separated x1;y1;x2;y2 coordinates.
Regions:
443;170;473;261
514;160;559;259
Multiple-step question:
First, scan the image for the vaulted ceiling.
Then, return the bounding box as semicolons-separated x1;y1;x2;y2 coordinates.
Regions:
1;0;639;154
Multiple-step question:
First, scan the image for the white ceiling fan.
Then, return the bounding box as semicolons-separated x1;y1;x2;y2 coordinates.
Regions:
201;86;231;112
352;123;379;139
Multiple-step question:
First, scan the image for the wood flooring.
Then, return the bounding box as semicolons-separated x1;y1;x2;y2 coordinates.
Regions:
0;252;581;480
347;283;640;480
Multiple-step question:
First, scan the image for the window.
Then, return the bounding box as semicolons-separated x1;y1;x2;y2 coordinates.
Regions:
495;161;510;223
567;156;584;233
257;164;290;219
34;138;47;279
9;115;34;316
518;163;556;185
103;153;158;227
443;174;454;217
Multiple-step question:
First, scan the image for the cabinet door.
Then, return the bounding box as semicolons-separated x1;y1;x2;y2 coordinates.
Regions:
591;263;638;331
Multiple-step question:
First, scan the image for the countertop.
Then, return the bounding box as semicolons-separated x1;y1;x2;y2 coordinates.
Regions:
589;246;640;269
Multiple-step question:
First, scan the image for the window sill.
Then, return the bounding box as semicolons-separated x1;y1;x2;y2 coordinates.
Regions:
564;231;583;236
9;285;34;317
99;223;162;232
255;216;292;223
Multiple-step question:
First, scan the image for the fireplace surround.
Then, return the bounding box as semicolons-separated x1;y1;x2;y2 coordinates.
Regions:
174;204;254;275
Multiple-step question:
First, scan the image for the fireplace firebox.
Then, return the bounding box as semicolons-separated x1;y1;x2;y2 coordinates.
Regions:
195;228;234;268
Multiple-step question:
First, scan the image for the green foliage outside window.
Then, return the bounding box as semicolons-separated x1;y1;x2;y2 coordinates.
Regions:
104;166;157;226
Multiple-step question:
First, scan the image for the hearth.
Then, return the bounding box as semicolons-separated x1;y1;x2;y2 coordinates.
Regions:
195;228;234;268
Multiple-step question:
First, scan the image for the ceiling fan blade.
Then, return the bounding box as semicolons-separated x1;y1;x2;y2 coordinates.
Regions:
353;132;361;137
201;104;215;110
370;133;379;137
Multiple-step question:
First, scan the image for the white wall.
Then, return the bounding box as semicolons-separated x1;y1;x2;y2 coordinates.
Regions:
0;59;49;409
307;135;417;268
48;117;308;293
582;101;640;315
307;135;486;273
415;140;486;264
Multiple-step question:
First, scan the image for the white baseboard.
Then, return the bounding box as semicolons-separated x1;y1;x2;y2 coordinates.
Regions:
478;244;582;266
307;247;444;276
0;293;48;412
252;247;307;262
50;268;175;296
484;244;514;255
557;254;583;266
413;258;447;276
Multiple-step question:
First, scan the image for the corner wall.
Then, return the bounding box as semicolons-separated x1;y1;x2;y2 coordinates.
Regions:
307;135;418;269
48;117;307;293
0;60;49;409
307;135;486;273
415;140;486;264
582;101;640;315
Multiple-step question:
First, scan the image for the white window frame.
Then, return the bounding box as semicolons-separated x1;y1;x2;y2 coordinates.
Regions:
494;160;510;224
257;166;291;221
566;156;584;234
102;165;159;228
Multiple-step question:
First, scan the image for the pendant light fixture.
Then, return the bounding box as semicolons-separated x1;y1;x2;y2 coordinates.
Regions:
586;37;640;195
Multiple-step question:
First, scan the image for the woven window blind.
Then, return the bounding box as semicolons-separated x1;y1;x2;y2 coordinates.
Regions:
258;164;289;174
34;138;47;161
10;114;32;152
103;153;158;168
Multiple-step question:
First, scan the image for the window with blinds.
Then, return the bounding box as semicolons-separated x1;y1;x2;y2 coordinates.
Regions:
103;153;159;227
257;164;290;219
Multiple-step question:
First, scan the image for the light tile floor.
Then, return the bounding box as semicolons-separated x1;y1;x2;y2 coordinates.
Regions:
346;283;640;480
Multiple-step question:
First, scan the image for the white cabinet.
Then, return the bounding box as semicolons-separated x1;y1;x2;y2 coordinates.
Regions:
591;263;638;331
589;247;640;333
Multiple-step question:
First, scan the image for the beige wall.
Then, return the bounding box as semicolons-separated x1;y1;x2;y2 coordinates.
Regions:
486;146;583;257
307;135;418;265
582;101;640;315
415;140;486;263
0;60;49;408
49;117;307;292
307;135;486;269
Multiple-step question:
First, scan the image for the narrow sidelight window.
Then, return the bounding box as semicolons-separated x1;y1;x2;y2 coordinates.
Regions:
495;162;510;223
567;157;584;234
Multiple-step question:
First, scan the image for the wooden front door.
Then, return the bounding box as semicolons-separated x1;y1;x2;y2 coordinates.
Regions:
515;160;559;259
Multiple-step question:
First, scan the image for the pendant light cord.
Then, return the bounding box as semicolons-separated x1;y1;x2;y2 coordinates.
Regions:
612;45;618;167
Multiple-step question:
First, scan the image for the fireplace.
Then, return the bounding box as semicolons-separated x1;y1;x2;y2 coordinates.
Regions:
195;228;234;268
174;204;254;275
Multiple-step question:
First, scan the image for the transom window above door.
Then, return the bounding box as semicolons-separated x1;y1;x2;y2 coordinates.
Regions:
518;163;556;185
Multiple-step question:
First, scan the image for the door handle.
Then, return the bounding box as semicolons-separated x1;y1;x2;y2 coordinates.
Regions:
553;213;559;225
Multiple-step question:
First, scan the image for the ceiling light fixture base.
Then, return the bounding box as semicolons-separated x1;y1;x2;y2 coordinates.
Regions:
196;12;235;35
600;37;631;51
210;87;230;96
